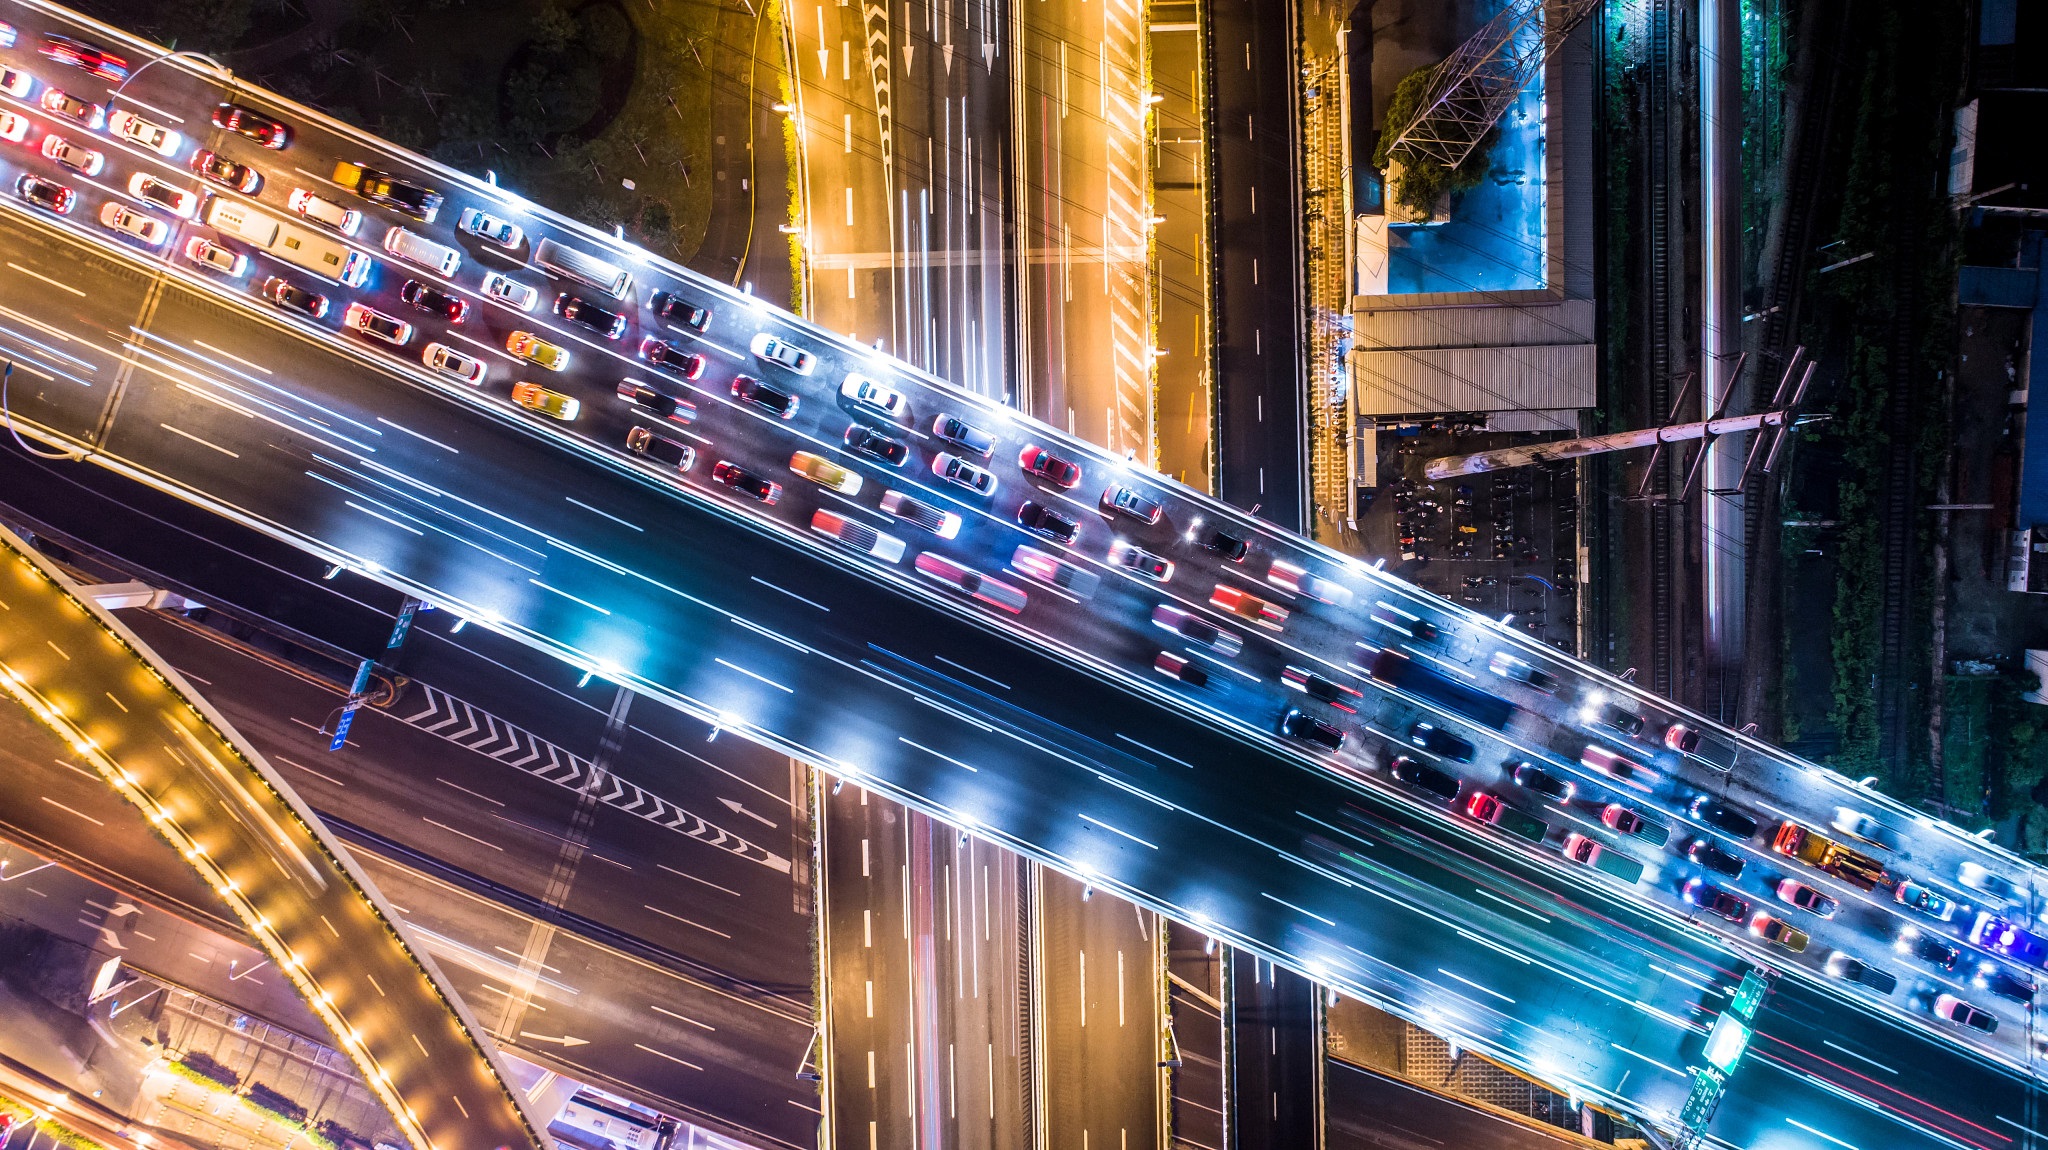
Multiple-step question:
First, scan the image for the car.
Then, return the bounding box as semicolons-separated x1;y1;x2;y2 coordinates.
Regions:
640;337;707;379
0;111;30;143
650;290;711;330
914;552;1027;613
845;425;909;466
1154;651;1209;687
1898;928;1961;971
750;332;816;374
0;67;32;99
879;490;961;539
183;237;246;277
509;381;578;420
333;164;442;221
842;374;907;417
1588;701;1645;738
1102;486;1163;525
128;173;200;219
1831;807;1895;849
15;173;73;215
1562;833;1606;868
1280;667;1361;712
213;103;290;148
1019;444;1082;488
1688;796;1759;839
1488;652;1561;693
1603;804;1645;835
454;206;523;247
731;375;799;419
40;133;101;175
1204;529;1250;562
288;189;360;236
1151;604;1242;657
1750;913;1810;953
40;35;128;82
99;202;169;246
1267;560;1353;606
1894;879;1958;921
625;426;695;472
508;331;570;371
933;413;995;457
811;509;906;562
1687;838;1745;878
933;452;998;495
1958;861;2026;905
1390;756;1462;803
481;272;540;312
555;293;627;339
1664;722;1703;754
1011;545;1102;598
1971;913;2048;968
790;450;863;495
1682;878;1748;923
1512;762;1574;802
400;280;470;323
422;343;487;384
711;460;780;503
616;380;696;422
1280;709;1345;752
342;303;413;347
258;275;327;318
1370;602;1438;642
1974;962;2036;1004
1408;721;1476;763
190;149;262;193
1823;951;1898;995
1112;542;1174;582
1211;584;1289;627
1017;502;1079;546
1581;745;1656;789
1933;993;1998;1034
103;110;181;159
1777;880;1838;918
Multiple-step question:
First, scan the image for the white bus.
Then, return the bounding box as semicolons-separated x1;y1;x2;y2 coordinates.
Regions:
206;200;373;287
534;237;631;299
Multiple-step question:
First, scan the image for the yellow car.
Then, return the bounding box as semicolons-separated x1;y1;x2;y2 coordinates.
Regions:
510;381;580;421
790;450;862;495
507;330;570;371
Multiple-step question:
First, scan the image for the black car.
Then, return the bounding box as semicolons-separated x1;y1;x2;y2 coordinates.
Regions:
1408;721;1476;763
556;294;627;339
845;425;910;466
259;275;328;319
1280;708;1345;752
1511;763;1575;803
1594;702;1646;737
1975;962;2037;1004
711;460;779;503
640;337;707;378
1389;756;1461;803
1687;838;1746;879
1017;502;1080;546
616;380;696;423
1903;931;1961;971
1204;529;1250;562
732;375;798;419
191;149;262;194
400;280;469;322
1688;796;1760;839
1281;667;1359;712
213;102;290;148
650;289;712;331
346;166;442;221
1824;953;1899;995
14;174;74;215
625;426;695;471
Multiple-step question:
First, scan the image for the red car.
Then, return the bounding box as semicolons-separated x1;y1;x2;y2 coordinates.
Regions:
39;34;127;81
213;103;291;149
1019;444;1081;488
1682;877;1748;923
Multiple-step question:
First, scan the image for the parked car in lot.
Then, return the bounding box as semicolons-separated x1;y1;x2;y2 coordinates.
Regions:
422;342;487;384
625;426;695;472
750;332;816;374
107;109;179;155
510;381;579;421
191;149;262;193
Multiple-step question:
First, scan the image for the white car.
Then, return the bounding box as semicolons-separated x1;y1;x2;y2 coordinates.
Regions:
99;202;168;247
40;133;102;175
750;332;816;375
811;509;907;563
0;67;32;99
343;302;414;347
1267;559;1354;606
458;207;522;248
841;373;907;418
481;271;539;311
183;237;246;276
0;111;29;143
106;109;180;156
422;342;487;384
288;188;361;236
129;172;200;219
932;451;998;496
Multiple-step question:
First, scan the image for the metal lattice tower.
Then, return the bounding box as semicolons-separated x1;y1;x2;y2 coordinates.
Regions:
1383;0;1598;172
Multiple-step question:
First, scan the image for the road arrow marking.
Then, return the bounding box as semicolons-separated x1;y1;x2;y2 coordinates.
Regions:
519;1032;589;1047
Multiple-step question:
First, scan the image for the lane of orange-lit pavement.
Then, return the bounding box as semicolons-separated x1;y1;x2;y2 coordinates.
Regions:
1036;868;1161;1147
0;523;544;1150
825;781;920;1149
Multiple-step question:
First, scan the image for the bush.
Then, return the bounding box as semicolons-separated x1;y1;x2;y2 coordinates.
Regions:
173;1050;239;1089
1373;66;1495;216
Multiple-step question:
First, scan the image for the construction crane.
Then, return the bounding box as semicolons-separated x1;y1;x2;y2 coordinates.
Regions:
1382;0;1600;175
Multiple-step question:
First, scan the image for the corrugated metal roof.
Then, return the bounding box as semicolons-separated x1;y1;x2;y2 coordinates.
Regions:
1351;343;1595;418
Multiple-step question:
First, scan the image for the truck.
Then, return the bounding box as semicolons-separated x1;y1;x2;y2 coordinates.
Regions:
1463;791;1548;844
1562;832;1645;885
332;161;443;222
1771;821;1888;891
1368;648;1517;731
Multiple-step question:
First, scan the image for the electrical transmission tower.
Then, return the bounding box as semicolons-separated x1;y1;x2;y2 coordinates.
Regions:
1382;0;1599;174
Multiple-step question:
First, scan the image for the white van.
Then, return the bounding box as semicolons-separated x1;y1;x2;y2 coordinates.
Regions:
382;226;462;277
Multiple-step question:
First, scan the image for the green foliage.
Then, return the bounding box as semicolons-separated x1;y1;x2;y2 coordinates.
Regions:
1373;66;1494;216
151;0;251;51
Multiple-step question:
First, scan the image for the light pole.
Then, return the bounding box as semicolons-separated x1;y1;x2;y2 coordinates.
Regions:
112;48;228;97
